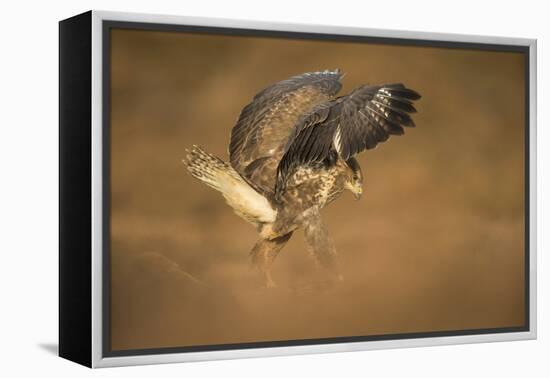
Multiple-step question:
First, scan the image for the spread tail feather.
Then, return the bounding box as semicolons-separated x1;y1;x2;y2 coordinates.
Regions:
183;146;277;224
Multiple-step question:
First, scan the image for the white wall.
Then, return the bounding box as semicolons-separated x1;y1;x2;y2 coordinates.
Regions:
0;0;546;376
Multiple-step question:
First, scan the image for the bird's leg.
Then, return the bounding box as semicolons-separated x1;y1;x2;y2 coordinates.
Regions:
250;233;293;288
302;211;343;282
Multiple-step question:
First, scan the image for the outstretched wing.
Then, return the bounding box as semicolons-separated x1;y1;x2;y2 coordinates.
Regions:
276;84;421;194
229;70;343;196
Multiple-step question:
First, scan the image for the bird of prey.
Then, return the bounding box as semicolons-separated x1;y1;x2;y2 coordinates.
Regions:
184;69;420;287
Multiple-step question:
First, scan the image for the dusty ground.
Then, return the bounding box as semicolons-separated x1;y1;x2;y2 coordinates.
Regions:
109;29;526;350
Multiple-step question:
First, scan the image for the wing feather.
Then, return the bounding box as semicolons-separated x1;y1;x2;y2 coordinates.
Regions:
229;70;343;196
276;84;421;195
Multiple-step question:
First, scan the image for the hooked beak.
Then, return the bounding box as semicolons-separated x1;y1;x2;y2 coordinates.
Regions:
353;187;362;200
345;181;363;200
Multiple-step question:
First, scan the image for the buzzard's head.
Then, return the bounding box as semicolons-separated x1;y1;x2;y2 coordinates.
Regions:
344;157;363;200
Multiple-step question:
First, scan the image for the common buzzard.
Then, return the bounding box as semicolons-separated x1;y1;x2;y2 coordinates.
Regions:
184;70;421;287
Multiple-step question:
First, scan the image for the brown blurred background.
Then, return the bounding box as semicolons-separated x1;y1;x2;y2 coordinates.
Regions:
109;28;526;351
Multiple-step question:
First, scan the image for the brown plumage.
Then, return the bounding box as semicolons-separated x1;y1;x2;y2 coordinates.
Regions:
184;70;421;287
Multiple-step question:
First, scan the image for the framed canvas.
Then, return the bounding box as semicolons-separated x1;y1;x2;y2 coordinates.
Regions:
59;10;537;368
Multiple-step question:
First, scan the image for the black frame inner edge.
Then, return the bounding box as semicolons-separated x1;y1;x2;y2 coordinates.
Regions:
101;20;531;358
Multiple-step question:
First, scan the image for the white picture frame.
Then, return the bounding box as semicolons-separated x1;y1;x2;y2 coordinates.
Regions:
58;10;537;368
